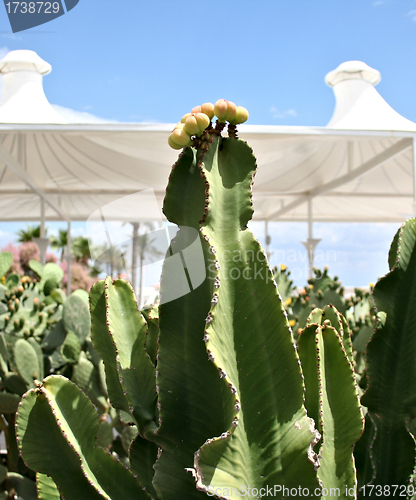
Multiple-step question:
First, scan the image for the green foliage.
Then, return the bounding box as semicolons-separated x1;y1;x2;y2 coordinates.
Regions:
9;110;416;499
0;261;111;499
358;219;416;495
16;224;47;243
13;116;369;500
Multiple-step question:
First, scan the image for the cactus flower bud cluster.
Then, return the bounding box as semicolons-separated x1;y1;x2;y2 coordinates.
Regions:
168;100;249;149
213;99;249;125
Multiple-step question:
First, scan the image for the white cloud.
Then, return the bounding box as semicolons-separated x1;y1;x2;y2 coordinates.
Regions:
0;47;9;60
51;104;119;124
407;9;416;21
0;34;21;41
270;106;298;120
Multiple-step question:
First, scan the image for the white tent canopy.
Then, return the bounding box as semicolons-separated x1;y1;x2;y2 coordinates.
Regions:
1;51;416;278
246;61;416;225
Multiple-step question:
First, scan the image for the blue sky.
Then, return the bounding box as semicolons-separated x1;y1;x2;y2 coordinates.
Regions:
0;0;415;289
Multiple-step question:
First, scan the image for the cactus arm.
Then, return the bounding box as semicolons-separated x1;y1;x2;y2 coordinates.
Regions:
153;144;233;498
104;277;157;435
156;133;320;497
16;375;150;500
62;294;90;345
13;339;39;386
38;263;64;293
36;472;61;500
129;434;158;498
298;324;322;434
0;252;12;278
299;322;364;499
360;219;416;489
320;305;354;366
72;353;108;411
307;308;324;326
353;415;376;493
89;281;131;417
60;330;81;364
140;305;159;365
317;326;363;498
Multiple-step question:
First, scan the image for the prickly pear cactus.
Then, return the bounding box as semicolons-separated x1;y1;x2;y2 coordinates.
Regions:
0;257;111;499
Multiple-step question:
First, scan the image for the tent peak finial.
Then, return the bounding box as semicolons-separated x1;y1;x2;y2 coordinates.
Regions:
325;61;381;87
325;60;416;131
0;49;67;124
0;49;51;75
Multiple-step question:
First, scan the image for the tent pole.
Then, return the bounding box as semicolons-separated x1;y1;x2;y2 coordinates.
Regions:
66;221;71;295
301;197;321;280
40;198;46;265
40;198;45;238
307;198;313;278
131;222;139;298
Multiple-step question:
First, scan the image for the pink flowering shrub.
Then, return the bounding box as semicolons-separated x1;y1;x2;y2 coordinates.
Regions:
46;252;58;264
60;260;96;292
19;242;40;268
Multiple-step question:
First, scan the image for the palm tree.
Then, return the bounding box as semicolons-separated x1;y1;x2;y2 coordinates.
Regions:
96;243;126;279
16;224;48;242
50;229;67;261
131;222;164;306
72;236;91;267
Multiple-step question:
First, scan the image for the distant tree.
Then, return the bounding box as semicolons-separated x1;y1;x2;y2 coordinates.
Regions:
72;236;91;267
50;229;67;261
16;224;48;242
96;243;126;279
131;222;164;307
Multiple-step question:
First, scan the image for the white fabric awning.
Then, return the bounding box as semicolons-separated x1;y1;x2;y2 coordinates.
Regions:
0;53;415;225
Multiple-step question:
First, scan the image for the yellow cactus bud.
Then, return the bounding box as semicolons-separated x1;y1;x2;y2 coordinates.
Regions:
280;264;287;271
201;102;215;120
285;298;292;306
289;319;296;327
168;135;183;150
184;113;210;136
230;106;249;125
214;99;228;121
171;127;191;147
195;112;210;131
0;276;5;284
181;113;192;124
183;115;200;136
224;100;237;122
168;135;183;149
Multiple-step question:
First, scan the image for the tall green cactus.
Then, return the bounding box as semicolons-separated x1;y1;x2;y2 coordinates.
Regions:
357;219;416;496
298;306;364;499
15;102;370;499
